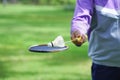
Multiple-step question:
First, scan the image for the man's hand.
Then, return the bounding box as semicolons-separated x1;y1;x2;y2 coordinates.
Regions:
71;30;87;47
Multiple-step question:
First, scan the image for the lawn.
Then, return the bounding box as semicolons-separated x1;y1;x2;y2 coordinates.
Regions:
0;4;91;80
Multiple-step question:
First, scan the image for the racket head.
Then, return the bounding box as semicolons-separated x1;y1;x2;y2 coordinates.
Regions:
29;44;68;53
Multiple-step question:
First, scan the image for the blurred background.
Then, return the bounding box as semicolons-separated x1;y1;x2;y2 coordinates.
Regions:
0;0;91;80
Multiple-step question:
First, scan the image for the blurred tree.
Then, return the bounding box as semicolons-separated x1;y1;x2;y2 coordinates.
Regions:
46;0;50;5
67;0;71;4
63;0;75;11
32;0;39;5
2;0;7;7
0;0;75;6
57;0;64;5
9;0;17;4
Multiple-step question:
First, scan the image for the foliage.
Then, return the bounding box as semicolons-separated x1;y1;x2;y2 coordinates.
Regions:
1;0;76;5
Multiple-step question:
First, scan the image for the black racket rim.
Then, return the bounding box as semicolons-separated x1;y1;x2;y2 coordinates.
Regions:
29;44;68;53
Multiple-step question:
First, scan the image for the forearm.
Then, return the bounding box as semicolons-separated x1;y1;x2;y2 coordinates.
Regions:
71;0;93;35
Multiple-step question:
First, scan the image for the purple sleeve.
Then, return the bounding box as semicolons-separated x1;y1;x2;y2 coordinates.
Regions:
71;0;94;34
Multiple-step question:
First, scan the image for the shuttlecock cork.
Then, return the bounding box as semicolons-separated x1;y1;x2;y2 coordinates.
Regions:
48;35;65;47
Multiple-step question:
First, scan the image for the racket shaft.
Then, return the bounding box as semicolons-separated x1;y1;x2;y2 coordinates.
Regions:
65;35;87;44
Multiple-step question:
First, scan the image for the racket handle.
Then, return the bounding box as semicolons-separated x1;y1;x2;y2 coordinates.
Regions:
65;35;88;44
76;37;81;42
75;35;87;42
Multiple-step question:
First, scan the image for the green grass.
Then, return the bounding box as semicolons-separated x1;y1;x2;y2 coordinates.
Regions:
0;4;91;80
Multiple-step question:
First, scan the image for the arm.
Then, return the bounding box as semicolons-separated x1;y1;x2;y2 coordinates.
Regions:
71;0;94;46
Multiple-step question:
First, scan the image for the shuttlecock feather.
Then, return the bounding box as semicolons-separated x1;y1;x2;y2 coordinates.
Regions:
48;35;65;47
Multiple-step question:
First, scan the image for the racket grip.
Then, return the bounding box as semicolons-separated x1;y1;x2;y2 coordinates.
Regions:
76;35;87;42
76;37;81;42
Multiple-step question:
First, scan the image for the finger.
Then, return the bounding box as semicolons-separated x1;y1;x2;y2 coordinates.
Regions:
71;30;86;47
72;37;83;46
72;40;82;46
71;33;77;41
71;31;81;40
76;37;82;42
74;31;81;37
82;35;88;42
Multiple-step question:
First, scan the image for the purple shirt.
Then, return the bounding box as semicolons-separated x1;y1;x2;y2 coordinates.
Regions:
71;0;120;36
71;0;120;67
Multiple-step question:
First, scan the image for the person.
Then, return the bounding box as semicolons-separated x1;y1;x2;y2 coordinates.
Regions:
71;0;120;80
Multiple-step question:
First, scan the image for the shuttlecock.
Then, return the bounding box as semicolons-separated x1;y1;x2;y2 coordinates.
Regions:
48;35;65;47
